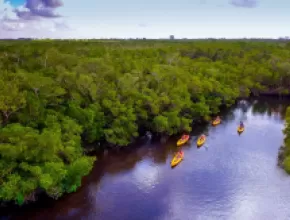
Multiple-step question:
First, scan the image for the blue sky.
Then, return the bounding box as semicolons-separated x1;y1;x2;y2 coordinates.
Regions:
9;0;24;7
0;0;289;39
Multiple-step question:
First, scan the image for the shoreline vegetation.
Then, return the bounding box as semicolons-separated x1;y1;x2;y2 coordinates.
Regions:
1;39;290;206
278;107;290;172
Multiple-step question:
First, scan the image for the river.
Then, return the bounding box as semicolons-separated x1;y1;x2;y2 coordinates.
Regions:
2;97;290;220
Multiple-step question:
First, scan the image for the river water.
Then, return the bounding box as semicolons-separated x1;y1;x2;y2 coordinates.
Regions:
2;98;290;220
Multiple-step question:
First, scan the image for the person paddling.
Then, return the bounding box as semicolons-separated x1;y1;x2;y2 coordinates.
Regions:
177;151;183;158
240;121;244;128
181;134;188;140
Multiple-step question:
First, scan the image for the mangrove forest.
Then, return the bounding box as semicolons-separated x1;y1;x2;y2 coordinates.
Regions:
1;39;290;205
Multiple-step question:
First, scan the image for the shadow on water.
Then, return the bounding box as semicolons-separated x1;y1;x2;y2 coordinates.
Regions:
2;97;290;220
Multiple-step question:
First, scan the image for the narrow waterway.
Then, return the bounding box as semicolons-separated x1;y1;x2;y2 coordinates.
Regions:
2;98;290;220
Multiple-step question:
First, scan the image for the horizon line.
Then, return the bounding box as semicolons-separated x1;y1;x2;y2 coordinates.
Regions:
0;37;290;40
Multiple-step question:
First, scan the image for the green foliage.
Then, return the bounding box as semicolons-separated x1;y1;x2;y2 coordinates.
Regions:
1;39;290;204
0;122;95;202
282;107;290;173
66;102;105;143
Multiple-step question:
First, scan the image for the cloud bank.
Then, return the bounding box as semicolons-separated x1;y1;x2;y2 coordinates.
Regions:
16;0;63;19
0;0;69;38
0;0;277;39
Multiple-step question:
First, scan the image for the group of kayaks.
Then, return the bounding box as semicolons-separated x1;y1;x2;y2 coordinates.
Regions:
170;116;245;167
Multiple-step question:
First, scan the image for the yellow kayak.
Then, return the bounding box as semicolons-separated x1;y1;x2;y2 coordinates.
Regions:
212;118;221;126
197;136;206;147
237;126;244;133
171;152;184;167
177;135;190;147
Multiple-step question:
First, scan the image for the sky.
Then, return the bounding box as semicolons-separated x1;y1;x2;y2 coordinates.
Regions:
0;0;289;39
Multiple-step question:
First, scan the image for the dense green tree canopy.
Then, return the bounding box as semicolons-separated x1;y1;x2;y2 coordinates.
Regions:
1;39;290;204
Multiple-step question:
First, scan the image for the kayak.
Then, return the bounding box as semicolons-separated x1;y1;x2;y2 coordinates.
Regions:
237;126;245;133
197;136;206;147
177;135;190;146
212;118;221;126
171;152;184;167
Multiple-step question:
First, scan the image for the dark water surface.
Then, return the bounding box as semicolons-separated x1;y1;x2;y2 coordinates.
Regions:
2;98;290;220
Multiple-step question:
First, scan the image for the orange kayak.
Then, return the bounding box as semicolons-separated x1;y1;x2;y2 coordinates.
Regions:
171;152;184;167
177;135;190;147
212;118;221;126
197;136;206;147
237;126;245;133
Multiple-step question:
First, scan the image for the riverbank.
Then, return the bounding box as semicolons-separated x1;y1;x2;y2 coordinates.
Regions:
0;97;287;211
277;106;290;173
0;99;238;210
2;97;290;220
0;94;289;208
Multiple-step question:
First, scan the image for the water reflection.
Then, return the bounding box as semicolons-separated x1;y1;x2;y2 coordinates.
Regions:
250;97;289;120
3;97;290;220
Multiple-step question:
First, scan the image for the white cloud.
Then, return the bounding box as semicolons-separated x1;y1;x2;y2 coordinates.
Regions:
0;0;72;38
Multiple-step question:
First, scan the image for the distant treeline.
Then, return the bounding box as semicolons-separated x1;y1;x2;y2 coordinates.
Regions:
1;38;290;42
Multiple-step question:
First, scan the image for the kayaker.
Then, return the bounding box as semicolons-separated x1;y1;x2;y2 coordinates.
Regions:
181;134;188;140
216;116;220;121
240;121;244;128
200;134;206;140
